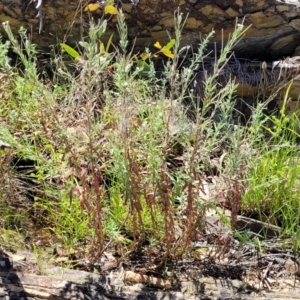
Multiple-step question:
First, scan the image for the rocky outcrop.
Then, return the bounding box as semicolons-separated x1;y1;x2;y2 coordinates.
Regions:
1;249;300;300
1;0;300;60
217;56;300;101
1;0;300;107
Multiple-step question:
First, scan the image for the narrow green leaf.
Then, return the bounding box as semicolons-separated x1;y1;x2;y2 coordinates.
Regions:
280;80;293;117
106;34;113;52
97;20;107;38
165;39;176;50
60;43;80;59
137;61;151;73
78;41;89;49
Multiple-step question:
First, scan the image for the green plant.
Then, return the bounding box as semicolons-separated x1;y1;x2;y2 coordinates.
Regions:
242;144;300;231
264;81;300;143
0;229;25;252
3;5;292;268
240;84;300;242
2;23;38;81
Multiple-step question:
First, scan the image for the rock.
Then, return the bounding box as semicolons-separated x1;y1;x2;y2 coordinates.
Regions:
285;259;298;274
2;249;300;299
2;1;300;111
0;140;11;149
189;56;300;120
1;1;300;60
219;57;300;98
124;271;172;289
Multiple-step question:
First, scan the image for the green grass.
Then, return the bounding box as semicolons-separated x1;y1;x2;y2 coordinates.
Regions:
0;10;300;265
242;138;300;232
241;83;300;241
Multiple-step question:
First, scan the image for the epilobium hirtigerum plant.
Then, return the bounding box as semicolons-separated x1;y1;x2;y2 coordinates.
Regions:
0;7;300;268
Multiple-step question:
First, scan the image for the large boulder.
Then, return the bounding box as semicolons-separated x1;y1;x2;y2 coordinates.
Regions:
1;0;300;60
